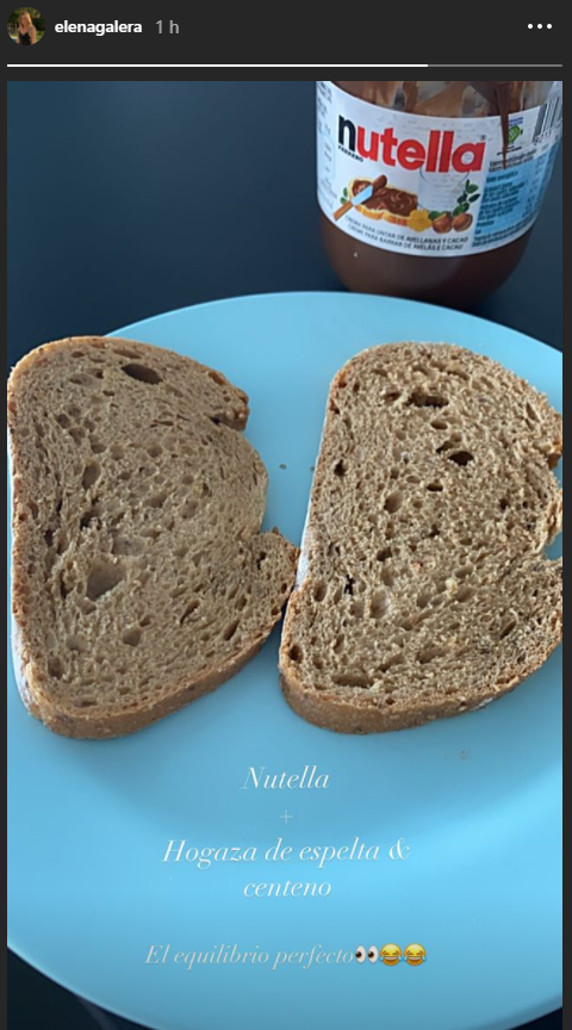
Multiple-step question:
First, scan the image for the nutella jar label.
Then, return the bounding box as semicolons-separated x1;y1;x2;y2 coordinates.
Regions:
317;81;562;257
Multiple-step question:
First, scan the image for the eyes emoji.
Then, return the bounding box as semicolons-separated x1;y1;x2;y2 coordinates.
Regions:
354;945;380;963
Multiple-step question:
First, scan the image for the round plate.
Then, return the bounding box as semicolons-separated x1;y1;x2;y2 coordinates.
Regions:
8;293;562;1030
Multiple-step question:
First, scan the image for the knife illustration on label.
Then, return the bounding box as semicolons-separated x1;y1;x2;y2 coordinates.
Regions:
334;175;388;221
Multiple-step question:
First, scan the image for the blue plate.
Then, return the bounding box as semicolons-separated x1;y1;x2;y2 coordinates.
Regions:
8;293;562;1030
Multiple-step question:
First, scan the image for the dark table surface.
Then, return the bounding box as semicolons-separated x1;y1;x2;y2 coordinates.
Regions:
7;80;562;1029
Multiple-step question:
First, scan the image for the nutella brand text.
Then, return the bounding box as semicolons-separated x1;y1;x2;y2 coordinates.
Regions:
338;120;486;174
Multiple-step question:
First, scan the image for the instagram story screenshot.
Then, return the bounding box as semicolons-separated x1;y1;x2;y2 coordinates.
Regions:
5;9;564;1030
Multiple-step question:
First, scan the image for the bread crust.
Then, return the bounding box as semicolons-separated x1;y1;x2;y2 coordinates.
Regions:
13;618;276;738
7;335;250;429
280;621;562;734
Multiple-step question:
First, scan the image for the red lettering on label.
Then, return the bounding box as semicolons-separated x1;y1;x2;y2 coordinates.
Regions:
452;142;486;173
426;131;440;173
356;126;379;161
396;139;425;170
379;127;398;167
339;115;487;177
438;131;454;173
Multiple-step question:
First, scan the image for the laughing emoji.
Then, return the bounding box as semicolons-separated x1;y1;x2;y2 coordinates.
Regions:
380;944;402;966
404;943;426;966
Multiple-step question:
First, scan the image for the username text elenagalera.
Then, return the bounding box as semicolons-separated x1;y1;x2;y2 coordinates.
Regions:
54;21;143;37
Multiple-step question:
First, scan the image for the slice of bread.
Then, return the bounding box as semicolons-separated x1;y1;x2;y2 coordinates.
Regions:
280;343;562;733
8;336;297;738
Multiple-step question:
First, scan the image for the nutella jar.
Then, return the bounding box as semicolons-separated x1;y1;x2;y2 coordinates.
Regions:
317;81;562;306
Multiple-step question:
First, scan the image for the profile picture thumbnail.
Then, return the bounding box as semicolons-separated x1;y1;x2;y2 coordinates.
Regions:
7;6;44;45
